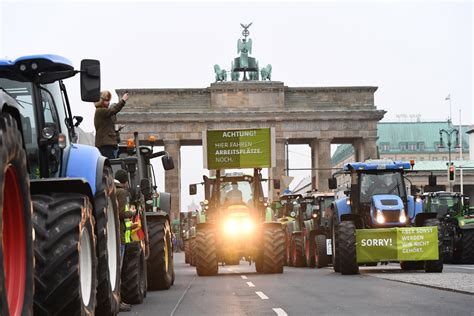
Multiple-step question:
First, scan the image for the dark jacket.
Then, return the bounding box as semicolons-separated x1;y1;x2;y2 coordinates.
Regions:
94;99;126;148
115;181;134;244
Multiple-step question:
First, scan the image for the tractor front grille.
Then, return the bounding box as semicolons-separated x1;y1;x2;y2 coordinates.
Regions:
383;209;400;223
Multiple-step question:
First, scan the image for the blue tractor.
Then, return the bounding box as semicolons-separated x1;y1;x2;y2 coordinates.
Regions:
329;160;443;274
0;55;121;315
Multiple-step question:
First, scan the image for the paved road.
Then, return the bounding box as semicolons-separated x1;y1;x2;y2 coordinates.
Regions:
130;253;474;315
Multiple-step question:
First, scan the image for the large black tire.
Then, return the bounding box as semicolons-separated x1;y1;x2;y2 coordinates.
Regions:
291;234;306;267
189;238;196;266
184;241;190;264
332;222;340;272
121;241;146;304
284;227;292;267
315;234;329;268
195;230;218;276
339;221;359;275
0;113;34;316
424;219;443;273
460;229;474;264
94;166;120;315
147;219;174;290
305;231;315;268
33;193;97;315
400;261;424;270
262;226;285;274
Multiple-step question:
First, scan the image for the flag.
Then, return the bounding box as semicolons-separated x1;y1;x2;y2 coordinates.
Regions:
445;94;451;101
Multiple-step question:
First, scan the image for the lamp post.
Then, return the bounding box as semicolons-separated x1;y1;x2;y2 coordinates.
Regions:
438;126;460;192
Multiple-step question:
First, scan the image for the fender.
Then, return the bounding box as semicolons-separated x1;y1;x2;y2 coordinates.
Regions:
334;197;351;222
262;222;283;230
197;222;215;231
30;178;94;203
407;196;423;221
65;143;103;195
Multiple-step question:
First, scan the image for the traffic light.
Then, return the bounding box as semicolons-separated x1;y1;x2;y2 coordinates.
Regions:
448;164;455;182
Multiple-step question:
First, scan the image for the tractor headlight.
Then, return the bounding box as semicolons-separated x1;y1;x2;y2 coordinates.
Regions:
224;219;239;234
376;209;385;224
460;220;465;227
399;214;407;223
242;218;254;233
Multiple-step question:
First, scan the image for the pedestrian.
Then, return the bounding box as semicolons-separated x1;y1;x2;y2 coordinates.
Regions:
94;90;129;159
114;169;135;312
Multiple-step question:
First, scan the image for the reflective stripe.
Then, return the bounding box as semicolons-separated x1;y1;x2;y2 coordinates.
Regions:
125;219;132;243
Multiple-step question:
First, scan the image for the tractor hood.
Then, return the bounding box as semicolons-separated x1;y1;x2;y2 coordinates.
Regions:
372;195;404;211
371;195;406;226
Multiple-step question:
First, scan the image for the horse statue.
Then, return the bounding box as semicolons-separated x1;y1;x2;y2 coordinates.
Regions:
214;64;227;82
260;64;272;81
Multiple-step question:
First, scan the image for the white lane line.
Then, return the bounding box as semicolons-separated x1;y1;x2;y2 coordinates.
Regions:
247;281;255;287
170;276;195;316
273;308;288;316
241;275;248;279
450;265;474;270
255;291;269;299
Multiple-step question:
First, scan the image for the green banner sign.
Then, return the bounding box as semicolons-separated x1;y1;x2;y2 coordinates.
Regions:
204;128;274;169
356;227;439;263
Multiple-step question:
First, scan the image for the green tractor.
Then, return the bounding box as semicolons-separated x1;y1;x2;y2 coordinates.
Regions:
421;191;474;263
180;210;198;264
189;169;285;275
297;192;335;268
276;194;303;267
109;132;175;304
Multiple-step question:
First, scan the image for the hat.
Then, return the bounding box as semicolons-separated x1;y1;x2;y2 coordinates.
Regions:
115;169;128;184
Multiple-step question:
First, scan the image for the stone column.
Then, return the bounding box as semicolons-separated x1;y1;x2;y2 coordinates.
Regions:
354;137;378;161
269;138;286;201
353;138;365;162
164;140;181;222
310;138;332;192
364;137;378;160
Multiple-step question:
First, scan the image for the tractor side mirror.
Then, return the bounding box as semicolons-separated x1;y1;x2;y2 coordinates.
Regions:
273;179;280;190
189;184;197;195
162;155;174;170
328;178;337;190
80;59;101;102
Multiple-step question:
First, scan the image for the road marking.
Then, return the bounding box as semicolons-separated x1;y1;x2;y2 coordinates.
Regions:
241;275;248;279
451;265;474;270
170;276;195;316
273;308;288;316
247;281;255;287
255;291;269;299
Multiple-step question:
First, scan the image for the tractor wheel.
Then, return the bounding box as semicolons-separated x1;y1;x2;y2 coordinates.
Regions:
262;226;285;274
33;193;97;315
332;222;340;272
0;113;34;316
424;218;443;273
285;228;292;266
400;261;424;270
305;231;315;268
189;238;196;266
315;234;329;268
147;219;174;290
460;229;474;264
195;230;218;276
339;221;359;275
94;166;120;315
291;234;306;267
120;241;146;304
184;241;189;264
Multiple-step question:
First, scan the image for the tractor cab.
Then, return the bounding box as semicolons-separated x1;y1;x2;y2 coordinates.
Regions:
330;160;412;228
422;191;466;219
276;194;302;221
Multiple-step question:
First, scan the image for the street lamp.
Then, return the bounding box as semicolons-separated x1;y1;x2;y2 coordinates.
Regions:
438;126;460;191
